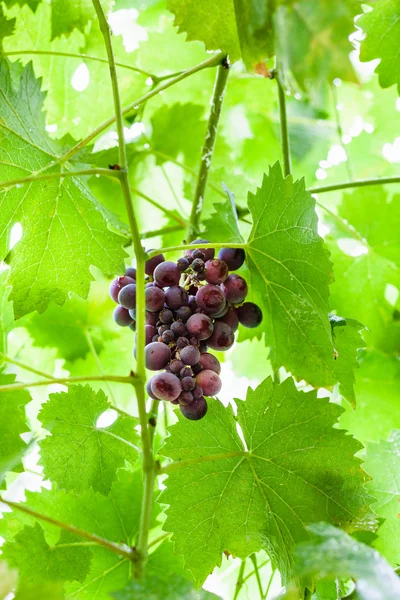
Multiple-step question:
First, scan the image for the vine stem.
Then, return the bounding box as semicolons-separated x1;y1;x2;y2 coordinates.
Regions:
148;242;247;258
0;374;137;393
131;187;187;227
141;224;183;239
249;554;264;599
0;353;58;380
276;74;291;177
308;176;400;194
233;559;246;600
0;168;119;190
187;61;230;241
60;52;224;164
92;0;152;579
0;496;136;561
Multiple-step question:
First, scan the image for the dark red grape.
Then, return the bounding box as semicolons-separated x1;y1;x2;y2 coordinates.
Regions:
145;286;165;312
151;372;182;401
176;337;189;349
165;286;188;310
221;274;248;304
146;311;159;326
171;321;187;337
118;283;137;309
188;239;215;261
175;305;192;322
145;252;165;276
218;248;245;271
159;309;174;324
113;305;133;327
145;342;171;370
193;384;203;399
196;284;226;316
192;258;205;272
146;377;159;400
182;376;196;391
192;249;205;261
180;366;193;378
158;324;169;335
188;296;198;312
179;391;194;405
196;269;206;281
189;337;199;347
213;303;229;318
180;345;200;366
205;259;229;284
196;369;222;396
180;396;208;420
208;321;235;351
125;267;137;279
237;302;263;328
170;359;184;374
187;313;214;340
177;257;190;271
162;330;175;344
198;352;221;374
109;276;135;303
154;261;181;287
217;308;239;332
145;324;158;345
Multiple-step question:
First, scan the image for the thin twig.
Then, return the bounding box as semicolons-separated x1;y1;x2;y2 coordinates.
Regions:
331;83;353;181
131;187;187;227
276;74;291;177
0;168;119;190
141;224;184;239
264;568;276;599
0;354;57;380
0;374;137;393
249;554;264;599
233;560;246;600
308;176;400;194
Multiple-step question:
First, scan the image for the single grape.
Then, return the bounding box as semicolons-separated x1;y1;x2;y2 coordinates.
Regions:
196;369;222;396
145;252;165;276
146;377;159;400
196;284;226;316
158;324;169;335
192;249;205;261
177;257;190;271
188;239;215;261
180;366;194;378
162;330;175;344
118;283;137;309
145;342;171;370
198;352;221;374
176;336;189;349
171;321;187;337
212;303;229;318
159;308;174;324
237;302;263;328
196;269;206;281
208;321;235;351
188;296;198;313
192;258;205;272
154;261;181;287
175;305;192;322
221;274;248;304
205;259;229;284
151;372;182;401
146;311;159;326
187;313;214;340
180;345;200;366
192;362;203;375
170;359;184;374
217;248;245;271
189;336;199;347
145;286;165;312
182;376;196;391
180;397;208;420
145;324;158;345
217;308;239;332
113;305;133;327
165;286;188;310
109;275;135;303
125;267;137;279
193;384;203;399
188;284;198;296
179;391;194;405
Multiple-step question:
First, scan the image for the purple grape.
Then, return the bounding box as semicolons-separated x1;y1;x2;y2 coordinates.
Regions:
193;384;203;399
145;286;165;312
145;324;158;345
221;274;248;304
188;296;198;312
189;337;199;347
146;311;159;326
196;269;206;281
177;257;190;271
196;284;226;316
179;391;194;405
180;396;208;420
175;305;192;322
213;303;229;318
208;322;235;351
145;342;171;370
180;366;194;378
237;302;263;328
192;249;205;261
196;369;222;396
218;248;245;271
118;283;137;309
159;309;174;324
146;377;159;400
145;252;165;276
154;261;181;287
192;363;203;375
162;330;175;344
109;276;135;303
198;353;221;374
158;324;169;335
182;376;196;391
170;360;184;374
199;342;208;353
180;345;200;366
129;321;136;331
152;335;159;342
176;337;189;349
125;267;137;279
151;372;182;401
205;259;229;284
171;321;187;337
192;258;205;272
187;313;214;340
113;305;133;327
165;286;188;310
129;308;136;320
188;239;215;261
217;308;239;332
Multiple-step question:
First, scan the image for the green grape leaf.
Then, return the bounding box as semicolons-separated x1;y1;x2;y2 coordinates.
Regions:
358;0;400;93
160;376;371;585
0;4;16;39
38;385;139;494
233;0;273;70
3;0;41;10
14;581;65;600
364;431;400;566
203;185;244;244
51;0;94;40
0;59;126;318
293;523;400;600
332;317;365;406
0;374;30;482
3;523;92;583
245;162;335;387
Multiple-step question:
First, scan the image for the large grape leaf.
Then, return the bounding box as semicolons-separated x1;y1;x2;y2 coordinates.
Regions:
51;0;95;40
364;431;400;566
14;581;65;600
202;185;244;244
38;385;139;494
160;376;371;585
293;523;400;600
331;317;365;406
358;0;400;94
0;59;127;318
0;374;30;482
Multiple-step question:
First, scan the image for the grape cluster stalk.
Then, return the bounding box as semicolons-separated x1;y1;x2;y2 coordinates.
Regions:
110;240;263;420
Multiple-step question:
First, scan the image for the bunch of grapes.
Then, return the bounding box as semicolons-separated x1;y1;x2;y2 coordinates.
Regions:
109;240;262;420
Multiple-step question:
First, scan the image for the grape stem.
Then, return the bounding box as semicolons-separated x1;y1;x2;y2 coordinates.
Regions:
148;242;247;258
187;60;230;242
308;176;400;194
233;559;246;600
0;168;120;190
92;0;152;580
0;374;138;393
275;72;292;178
249;554;264;599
